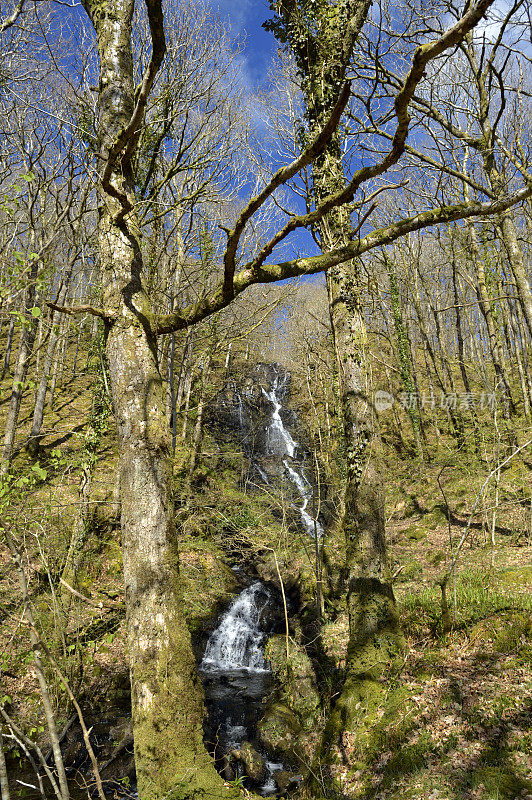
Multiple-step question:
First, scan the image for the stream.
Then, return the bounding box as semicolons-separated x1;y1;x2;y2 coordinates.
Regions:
200;583;283;795
200;365;322;794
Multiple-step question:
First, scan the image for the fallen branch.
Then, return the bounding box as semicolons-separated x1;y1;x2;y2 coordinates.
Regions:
59;578;124;610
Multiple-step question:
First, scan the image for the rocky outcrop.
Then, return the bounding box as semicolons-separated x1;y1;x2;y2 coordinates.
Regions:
264;636;321;726
205;363;299;478
229;741;267;783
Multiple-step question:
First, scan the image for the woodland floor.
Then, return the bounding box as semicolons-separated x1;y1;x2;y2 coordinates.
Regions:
0;340;530;800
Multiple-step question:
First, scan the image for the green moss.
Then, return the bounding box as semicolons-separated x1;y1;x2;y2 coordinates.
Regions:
264;636;320;726
428;550;445;567
470;765;532;799
378;730;436;787
498;565;532;587
403;525;428;541
257;702;303;758
398;560;423;582
179;544;239;635
472;611;531;654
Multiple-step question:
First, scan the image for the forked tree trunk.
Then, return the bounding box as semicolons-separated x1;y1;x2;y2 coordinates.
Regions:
102;221;232;800
82;1;240;796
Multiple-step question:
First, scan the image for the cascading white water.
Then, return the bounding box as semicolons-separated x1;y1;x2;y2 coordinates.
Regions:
283;460;324;539
201;582;270;672
200;581;282;794
201;365;316;795
261;371;323;539
262;379;297;458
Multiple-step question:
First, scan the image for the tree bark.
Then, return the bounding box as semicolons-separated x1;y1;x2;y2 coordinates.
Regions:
1;254;39;474
0;724;10;800
271;0;404;768
386;257;423;457
81;0;240;795
466;219;515;416
187;352;212;483
1;315;15;379
27;279;72;455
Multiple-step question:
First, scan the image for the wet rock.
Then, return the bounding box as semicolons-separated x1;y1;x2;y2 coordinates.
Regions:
230;741;267;782
274;770;303;794
99;716;132;760
257;702;303;758
205;362;301;476
264;635;320;726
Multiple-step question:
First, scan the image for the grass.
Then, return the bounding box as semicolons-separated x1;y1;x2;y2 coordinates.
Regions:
399;566;532;638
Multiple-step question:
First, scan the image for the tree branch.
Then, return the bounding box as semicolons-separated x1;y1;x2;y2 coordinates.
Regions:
154;182;532;335
244;0;497;273
0;0;25;35
46;303;115;321
221;80;351;300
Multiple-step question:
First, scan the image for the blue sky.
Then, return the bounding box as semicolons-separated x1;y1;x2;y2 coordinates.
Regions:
209;0;277;91
206;0;323;270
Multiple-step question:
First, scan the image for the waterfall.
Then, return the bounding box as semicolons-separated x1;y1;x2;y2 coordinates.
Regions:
201;582;270;672
261;370;323;539
201;363;318;794
261;380;297;458
200;581;283;795
284;460;324;539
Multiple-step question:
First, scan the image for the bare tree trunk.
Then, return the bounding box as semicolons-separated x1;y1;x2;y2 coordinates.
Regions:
48;349;59;411
503;295;531;418
1;315;16;379
451;254;481;452
187;353;212;481
466;219;515;416
0;724;10;800
386;256;423;457
175;330;193;411
498;212;532;337
511;303;532;415
28;280;71;454
181;371;192;441
82;1;239;795
1;275;39;474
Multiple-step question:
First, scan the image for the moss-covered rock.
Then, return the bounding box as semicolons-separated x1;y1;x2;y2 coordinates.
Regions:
471;610;532;654
231;741;267;783
498;565;532;587
264;635;320;726
179;543;239;636
403;525;428;541
257;702;303;759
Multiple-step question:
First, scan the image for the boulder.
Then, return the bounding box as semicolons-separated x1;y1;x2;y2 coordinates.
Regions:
274;770;303;794
257;702;302;757
230;741;267;783
264;635;320;726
